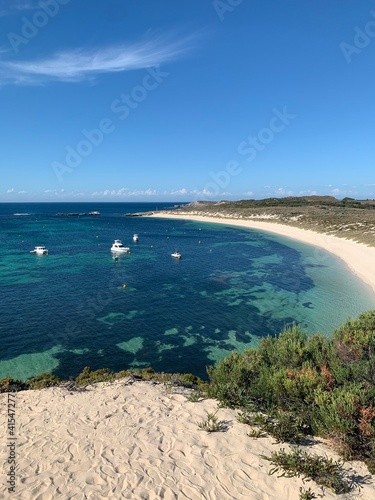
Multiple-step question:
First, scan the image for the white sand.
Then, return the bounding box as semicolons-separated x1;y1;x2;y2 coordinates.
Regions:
150;213;375;296
1;380;373;499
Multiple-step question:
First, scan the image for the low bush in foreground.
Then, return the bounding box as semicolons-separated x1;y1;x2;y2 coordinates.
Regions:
28;373;61;390
0;366;205;393
75;366;115;386
261;447;352;494
238;409;308;444
207;310;375;469
0;376;28;393
197;410;227;432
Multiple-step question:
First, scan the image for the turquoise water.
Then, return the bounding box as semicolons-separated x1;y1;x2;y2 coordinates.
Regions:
1;202;374;381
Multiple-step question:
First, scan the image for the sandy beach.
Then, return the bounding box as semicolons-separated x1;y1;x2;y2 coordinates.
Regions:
1;379;374;499
150;213;375;296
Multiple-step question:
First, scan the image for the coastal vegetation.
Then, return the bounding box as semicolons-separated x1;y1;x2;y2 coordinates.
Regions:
0;366;202;393
206;310;375;473
168;196;375;246
261;447;352;495
197;409;227;432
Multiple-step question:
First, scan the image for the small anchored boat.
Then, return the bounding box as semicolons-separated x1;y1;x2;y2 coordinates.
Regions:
111;240;130;253
132;233;139;242
30;246;48;255
171;251;181;259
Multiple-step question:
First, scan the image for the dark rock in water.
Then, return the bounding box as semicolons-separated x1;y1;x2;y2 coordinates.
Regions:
302;302;314;309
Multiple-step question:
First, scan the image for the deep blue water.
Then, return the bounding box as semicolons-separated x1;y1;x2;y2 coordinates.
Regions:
1;202;374;381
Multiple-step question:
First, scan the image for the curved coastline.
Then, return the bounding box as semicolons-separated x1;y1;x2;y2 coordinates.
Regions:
150;213;375;296
2;212;375;498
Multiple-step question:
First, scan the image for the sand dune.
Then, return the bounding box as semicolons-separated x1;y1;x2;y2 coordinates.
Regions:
1;380;374;499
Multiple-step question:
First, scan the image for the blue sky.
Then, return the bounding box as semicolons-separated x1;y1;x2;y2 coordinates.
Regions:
0;0;374;202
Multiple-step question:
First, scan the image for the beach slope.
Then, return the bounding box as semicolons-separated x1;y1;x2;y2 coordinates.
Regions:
1;380;374;499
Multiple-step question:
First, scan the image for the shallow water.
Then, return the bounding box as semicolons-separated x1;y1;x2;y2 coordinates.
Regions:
1;202;374;380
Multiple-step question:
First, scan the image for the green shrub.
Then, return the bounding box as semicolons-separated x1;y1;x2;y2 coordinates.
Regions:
299;487;317;500
115;369;133;379
262;447;352;494
0;376;28;393
207;312;375;463
312;385;374;459
257;325;308;369
168;372;201;388
188;390;206;402
28;373;61;390
207;349;261;407
197;410;227;432
331;310;375;385
75;366;115;386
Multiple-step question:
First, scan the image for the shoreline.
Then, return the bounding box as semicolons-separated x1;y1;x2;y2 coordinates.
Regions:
150;213;375;296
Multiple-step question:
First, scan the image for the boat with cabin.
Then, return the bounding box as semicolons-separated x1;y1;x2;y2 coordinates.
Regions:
30;246;48;255
111;240;130;253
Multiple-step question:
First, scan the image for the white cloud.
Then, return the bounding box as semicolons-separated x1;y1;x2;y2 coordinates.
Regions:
274;187;294;196
18;190;27;194
92;188;159;197
143;188;157;196
44;189;65;194
201;188;216;196
298;189;318;196
331;187;359;197
170;188;188;195
7;188;14;193
0;32;201;85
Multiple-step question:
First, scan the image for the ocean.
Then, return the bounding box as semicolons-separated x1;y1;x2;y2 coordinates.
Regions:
1;202;374;381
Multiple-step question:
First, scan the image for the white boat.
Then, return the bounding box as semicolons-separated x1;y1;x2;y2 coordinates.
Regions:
171;251;181;259
132;233;139;242
30;246;48;255
111;239;130;253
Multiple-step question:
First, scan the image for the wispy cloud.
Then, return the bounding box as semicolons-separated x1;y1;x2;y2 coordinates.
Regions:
0;32;200;85
44;189;65;194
